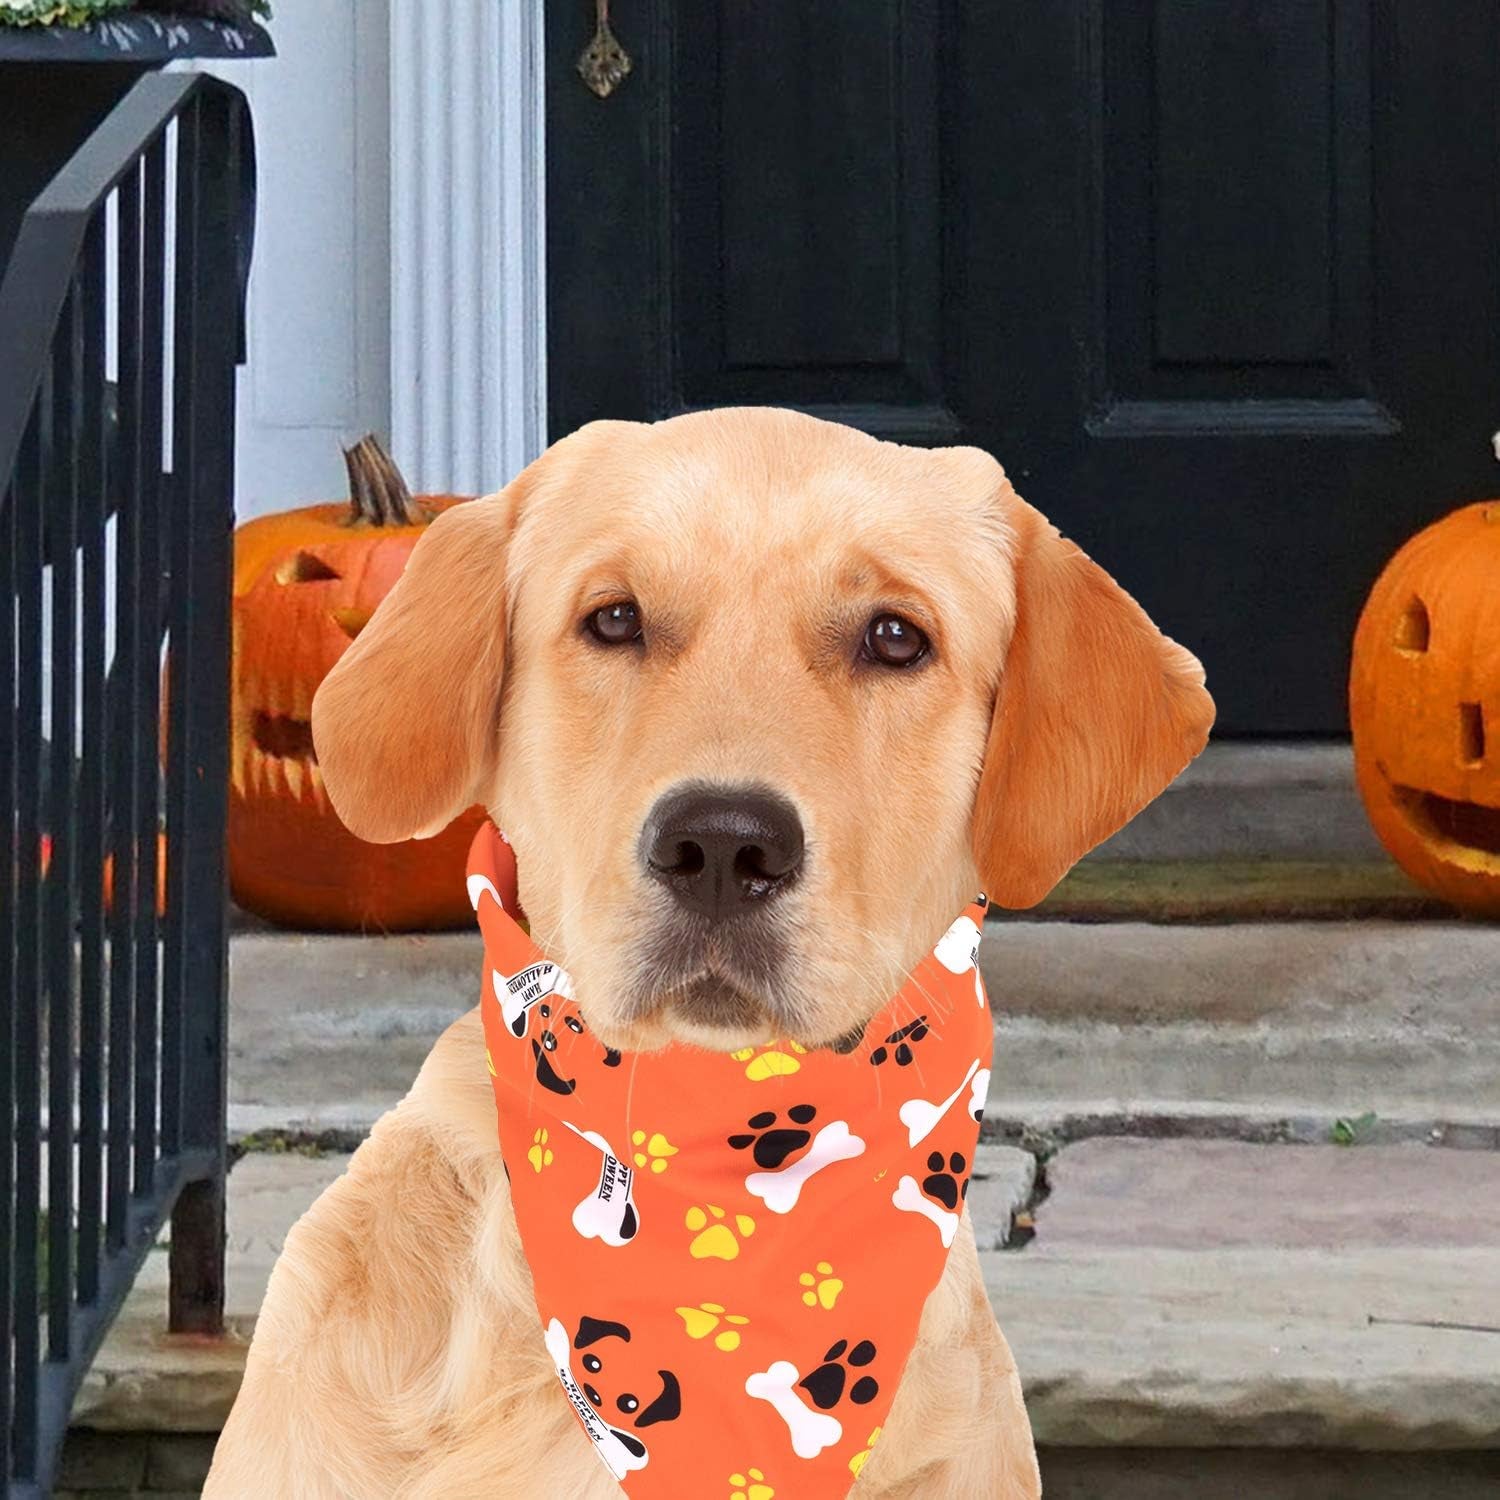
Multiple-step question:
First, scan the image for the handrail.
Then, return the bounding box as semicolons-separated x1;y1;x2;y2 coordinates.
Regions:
0;73;202;493
1;66;251;1497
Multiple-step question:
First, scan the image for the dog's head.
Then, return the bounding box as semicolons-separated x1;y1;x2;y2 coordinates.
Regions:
313;409;1212;1050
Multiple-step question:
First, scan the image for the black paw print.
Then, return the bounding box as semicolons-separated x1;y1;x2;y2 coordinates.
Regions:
727;1104;816;1169
921;1151;970;1212
799;1338;879;1410
869;1016;929;1067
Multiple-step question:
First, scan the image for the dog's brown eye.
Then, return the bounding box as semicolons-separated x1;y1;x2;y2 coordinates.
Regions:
863;612;929;668
586;600;642;646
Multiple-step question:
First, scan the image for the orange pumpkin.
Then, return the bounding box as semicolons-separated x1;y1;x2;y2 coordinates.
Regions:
39;830;168;917
229;436;488;930
1350;500;1500;917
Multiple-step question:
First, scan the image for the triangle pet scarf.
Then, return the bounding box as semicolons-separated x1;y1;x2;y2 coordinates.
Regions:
469;823;994;1498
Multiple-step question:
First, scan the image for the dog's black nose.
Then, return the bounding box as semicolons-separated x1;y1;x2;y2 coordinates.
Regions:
641;784;804;919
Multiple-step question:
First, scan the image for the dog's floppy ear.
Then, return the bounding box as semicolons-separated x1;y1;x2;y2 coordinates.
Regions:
973;484;1214;908
311;485;519;844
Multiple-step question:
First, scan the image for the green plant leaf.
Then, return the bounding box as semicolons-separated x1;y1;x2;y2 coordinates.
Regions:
0;0;133;26
1331;1110;1379;1146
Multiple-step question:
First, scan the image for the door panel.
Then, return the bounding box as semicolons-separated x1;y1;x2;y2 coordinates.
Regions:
207;0;391;520
1097;0;1383;426
548;0;1500;731
673;3;952;439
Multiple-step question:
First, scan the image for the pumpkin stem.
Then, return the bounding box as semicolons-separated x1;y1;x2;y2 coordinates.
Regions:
342;434;432;527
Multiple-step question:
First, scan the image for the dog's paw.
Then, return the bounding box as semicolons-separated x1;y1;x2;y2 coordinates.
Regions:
727;1105;816;1168
798;1260;843;1310
798;1338;879;1411
685;1203;757;1260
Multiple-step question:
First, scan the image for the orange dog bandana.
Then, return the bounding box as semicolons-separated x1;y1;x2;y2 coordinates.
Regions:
469;823;994;1497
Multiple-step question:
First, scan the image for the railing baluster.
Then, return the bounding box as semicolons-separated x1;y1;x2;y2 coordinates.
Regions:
106;161;141;1255
132;132;167;1201
0;74;250;1490
0;440;18;1488
168;91;232;1338
12;399;46;1485
76;211;109;1310
45;284;83;1364
160;104;199;1172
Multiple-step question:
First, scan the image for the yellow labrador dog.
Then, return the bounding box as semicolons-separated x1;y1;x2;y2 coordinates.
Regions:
206;408;1212;1498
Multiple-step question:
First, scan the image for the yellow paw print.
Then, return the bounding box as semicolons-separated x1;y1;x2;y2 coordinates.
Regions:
799;1260;843;1310
730;1468;774;1500
526;1128;553;1173
677;1301;750;1352
729;1041;807;1081
631;1129;679;1174
849;1428;882;1479
685;1203;756;1260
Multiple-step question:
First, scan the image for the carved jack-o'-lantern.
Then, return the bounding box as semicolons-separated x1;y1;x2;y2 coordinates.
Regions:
229;437;491;930
1350;500;1500;917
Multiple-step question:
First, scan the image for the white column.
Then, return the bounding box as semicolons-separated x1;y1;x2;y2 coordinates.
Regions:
389;0;547;496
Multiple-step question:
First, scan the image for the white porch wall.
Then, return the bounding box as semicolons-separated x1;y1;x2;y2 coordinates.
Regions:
214;0;546;519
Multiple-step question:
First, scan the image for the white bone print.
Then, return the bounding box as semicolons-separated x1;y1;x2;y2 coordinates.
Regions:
560;1122;640;1246
492;958;575;1039
745;1361;844;1458
466;872;506;912
898;1058;980;1148
968;1067;990;1121
744;1120;866;1214
891;1173;960;1247
934;913;982;974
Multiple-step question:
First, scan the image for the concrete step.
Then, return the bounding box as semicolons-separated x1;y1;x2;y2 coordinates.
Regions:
227;918;1500;1139
1020;858;1439;923
72;1137;1500;1496
1091;741;1381;863
980;918;1500;1132
68;1141;1037;1433
987;1137;1500;1491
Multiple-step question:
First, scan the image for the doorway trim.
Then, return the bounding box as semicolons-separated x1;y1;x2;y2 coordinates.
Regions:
389;0;546;494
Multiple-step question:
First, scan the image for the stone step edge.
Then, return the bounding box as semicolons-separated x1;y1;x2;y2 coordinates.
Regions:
72;1148;1500;1453
226;1101;1500;1158
74;1258;1500;1453
230;858;1441;935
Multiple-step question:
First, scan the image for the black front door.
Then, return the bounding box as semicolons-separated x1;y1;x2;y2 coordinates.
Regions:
547;1;1500;733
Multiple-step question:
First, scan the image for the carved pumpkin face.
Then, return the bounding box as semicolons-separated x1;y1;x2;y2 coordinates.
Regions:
228;439;490;930
1350;500;1500;916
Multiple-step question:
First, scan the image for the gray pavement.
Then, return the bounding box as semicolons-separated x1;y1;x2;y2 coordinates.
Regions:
1093;741;1382;861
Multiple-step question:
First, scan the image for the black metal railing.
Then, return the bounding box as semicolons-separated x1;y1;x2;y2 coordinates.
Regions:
0;73;252;1498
